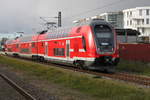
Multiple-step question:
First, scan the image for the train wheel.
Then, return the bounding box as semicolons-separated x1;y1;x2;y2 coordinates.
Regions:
74;61;85;69
39;56;44;62
32;56;38;61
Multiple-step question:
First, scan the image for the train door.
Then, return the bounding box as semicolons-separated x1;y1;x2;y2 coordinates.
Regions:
45;42;48;56
74;38;79;56
66;40;70;59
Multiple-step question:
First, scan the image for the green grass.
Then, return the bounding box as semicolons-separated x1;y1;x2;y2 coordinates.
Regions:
117;59;150;76
0;56;150;100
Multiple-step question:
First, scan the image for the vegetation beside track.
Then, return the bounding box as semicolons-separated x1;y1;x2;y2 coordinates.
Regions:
0;56;150;100
117;59;150;76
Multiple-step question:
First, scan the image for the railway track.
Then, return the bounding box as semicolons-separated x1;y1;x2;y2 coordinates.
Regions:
38;60;150;87
44;61;150;87
86;71;150;86
51;64;150;87
0;73;36;100
6;55;150;87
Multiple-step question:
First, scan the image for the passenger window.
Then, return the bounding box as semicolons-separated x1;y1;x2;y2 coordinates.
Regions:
16;44;19;48
54;48;65;56
76;27;81;33
41;42;44;47
32;43;35;48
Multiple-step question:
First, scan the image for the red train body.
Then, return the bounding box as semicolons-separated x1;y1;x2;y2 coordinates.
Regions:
5;19;119;71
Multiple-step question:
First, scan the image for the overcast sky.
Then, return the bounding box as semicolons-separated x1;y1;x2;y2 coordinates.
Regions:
0;0;150;34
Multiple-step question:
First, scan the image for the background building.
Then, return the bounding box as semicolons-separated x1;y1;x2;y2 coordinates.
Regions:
123;7;150;36
0;32;23;40
99;12;124;29
74;7;150;43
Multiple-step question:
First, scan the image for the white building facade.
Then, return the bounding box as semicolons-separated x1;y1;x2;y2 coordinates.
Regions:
123;7;150;36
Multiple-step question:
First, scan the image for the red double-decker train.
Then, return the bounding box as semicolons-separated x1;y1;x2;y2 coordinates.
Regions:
5;19;119;72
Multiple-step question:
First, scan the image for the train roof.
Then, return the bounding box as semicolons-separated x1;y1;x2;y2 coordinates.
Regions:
5;39;19;44
74;19;112;27
5;19;113;44
19;35;32;42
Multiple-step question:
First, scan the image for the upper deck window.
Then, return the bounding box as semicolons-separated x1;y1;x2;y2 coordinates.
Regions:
16;44;19;48
32;42;35;48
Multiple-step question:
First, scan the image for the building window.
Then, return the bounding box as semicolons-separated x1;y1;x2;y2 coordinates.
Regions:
146;9;149;15
139;9;142;16
130;20;132;25
127;20;129;26
142;19;144;24
137;20;140;25
130;11;132;16
137;28;140;32
142;28;145;33
108;14;117;21
146;18;149;24
127;12;129;17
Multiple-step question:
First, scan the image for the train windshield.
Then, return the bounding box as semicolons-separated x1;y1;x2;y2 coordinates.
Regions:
94;25;114;53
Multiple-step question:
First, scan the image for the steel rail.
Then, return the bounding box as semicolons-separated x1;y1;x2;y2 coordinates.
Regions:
0;73;36;100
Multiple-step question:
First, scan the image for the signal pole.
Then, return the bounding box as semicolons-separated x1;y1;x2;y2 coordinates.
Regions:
58;11;61;27
40;11;62;29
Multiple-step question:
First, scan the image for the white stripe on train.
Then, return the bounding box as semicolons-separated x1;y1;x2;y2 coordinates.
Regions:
5;52;95;62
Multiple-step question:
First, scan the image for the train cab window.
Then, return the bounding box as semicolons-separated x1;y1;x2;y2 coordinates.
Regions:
32;43;35;48
94;25;114;52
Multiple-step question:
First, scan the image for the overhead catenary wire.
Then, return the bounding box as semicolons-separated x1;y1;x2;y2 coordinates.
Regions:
62;0;126;20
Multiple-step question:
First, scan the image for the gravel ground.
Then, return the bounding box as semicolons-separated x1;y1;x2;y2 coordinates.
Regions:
0;77;26;100
0;65;57;100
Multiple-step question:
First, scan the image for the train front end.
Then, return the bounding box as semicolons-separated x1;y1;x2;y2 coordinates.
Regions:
88;19;119;72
